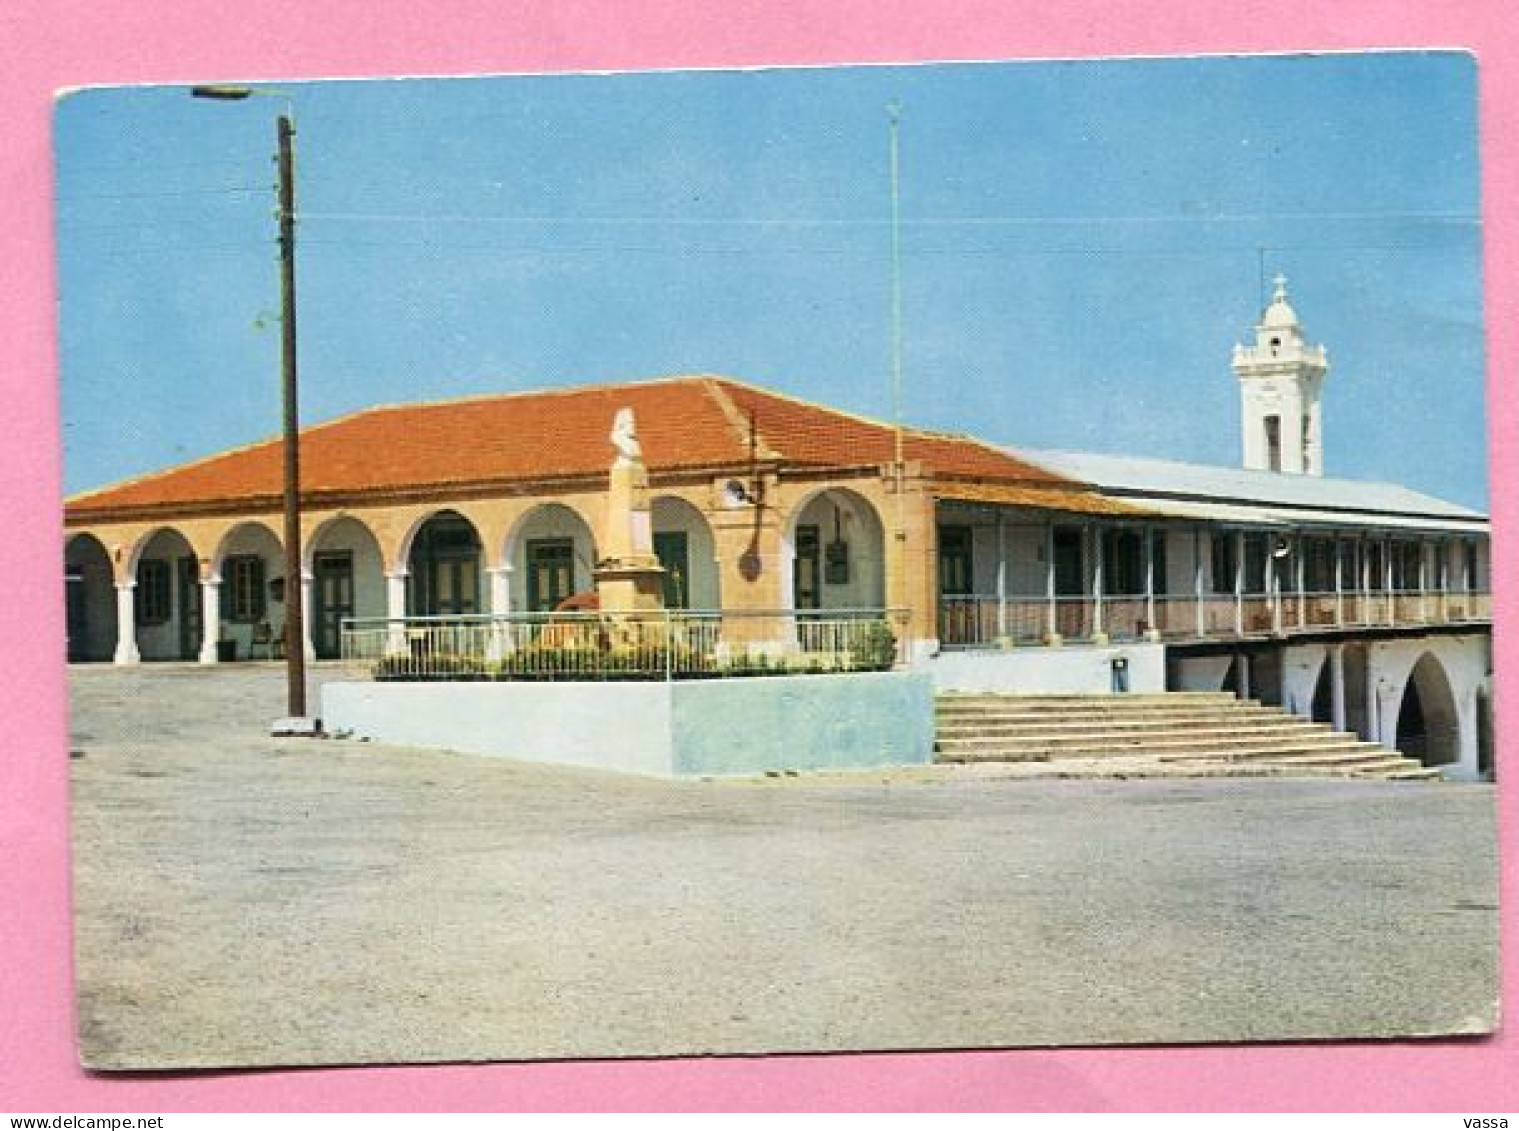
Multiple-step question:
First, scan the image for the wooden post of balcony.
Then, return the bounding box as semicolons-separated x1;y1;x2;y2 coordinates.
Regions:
1194;527;1206;639
1333;535;1344;626
1234;529;1245;637
1144;524;1158;640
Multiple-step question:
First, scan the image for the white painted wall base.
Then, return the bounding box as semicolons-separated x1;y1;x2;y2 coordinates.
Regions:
322;672;934;778
920;642;1166;694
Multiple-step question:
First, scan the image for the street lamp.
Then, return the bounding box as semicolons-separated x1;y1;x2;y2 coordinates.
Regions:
191;84;312;732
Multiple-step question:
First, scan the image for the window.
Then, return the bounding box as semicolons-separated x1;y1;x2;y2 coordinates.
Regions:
1100;528;1145;596
1303;538;1336;593
938;526;974;596
1464;541;1479;591
222;555;267;623
1264;416;1282;472
1243;532;1269;593
1392;542;1423;591
136;559;171;625
1052;526;1084;596
526;539;574;613
1365;541;1386;590
1210;533;1237;595
1338;541;1359;590
653;530;689;609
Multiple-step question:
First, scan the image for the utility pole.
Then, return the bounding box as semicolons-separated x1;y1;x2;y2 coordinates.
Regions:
276;111;307;721
192;85;310;728
888;100;906;515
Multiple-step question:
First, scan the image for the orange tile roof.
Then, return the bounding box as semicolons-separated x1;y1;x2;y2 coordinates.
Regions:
65;376;1085;519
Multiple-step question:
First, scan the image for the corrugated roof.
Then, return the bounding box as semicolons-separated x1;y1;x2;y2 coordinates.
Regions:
1016;448;1487;530
933;482;1156;518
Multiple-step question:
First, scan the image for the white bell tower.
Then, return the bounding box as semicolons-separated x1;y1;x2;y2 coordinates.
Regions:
1232;275;1329;476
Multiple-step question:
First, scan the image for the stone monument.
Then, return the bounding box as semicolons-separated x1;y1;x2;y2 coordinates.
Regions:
593;407;667;612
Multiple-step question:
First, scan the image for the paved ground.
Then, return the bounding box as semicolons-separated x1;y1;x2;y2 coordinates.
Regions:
69;664;1500;1071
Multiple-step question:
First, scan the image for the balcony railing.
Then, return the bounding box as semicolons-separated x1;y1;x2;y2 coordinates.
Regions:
937;589;1491;648
340;608;909;681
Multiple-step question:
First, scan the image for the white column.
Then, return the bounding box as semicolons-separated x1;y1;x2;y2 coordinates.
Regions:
1364;653;1381;744
485;564;512;662
487;564;512;615
385;569;409;656
300;569;316;662
1044;523;1060;645
995;513;1008;642
1091;524;1106;644
198;576;221;664
112;581;140;665
1417;541;1430;622
1367;534;1379;622
1453;686;1481;782
1383;537;1395;625
1238;652;1251;700
1328;643;1346;731
1293;537;1306;628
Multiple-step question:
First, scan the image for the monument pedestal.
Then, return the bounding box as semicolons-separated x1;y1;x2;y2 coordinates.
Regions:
593;557;667;613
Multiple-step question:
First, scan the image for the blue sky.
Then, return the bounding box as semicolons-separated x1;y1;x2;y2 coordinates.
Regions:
54;52;1487;506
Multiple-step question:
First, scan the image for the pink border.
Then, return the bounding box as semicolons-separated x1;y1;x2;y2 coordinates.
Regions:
4;1;1512;1112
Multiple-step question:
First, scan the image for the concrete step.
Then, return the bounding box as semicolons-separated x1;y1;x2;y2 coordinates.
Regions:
930;691;1442;781
935;706;1292;723
939;737;1374;763
936;717;1329;739
935;722;1342;749
1152;739;1382;762
936;694;1249;713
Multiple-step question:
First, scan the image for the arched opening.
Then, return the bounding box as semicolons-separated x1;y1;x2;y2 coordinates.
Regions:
131;528;200;661
1309;657;1333;723
307;516;386;659
1221;656;1244;699
64;533;116;662
1395;652;1461;768
784;488;886;612
211;522;284;661
507;504;598;612
651;496;718;610
1250;649;1284;708
407;511;483;617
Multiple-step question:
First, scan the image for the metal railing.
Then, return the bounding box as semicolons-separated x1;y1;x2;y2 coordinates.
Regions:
341;607;908;681
937;589;1491;648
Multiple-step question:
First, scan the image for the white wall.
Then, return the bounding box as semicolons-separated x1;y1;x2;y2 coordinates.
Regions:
1368;633;1490;781
921;641;1166;694
324;681;676;776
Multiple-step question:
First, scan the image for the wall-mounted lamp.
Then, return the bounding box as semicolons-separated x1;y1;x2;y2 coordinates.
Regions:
723;479;756;508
